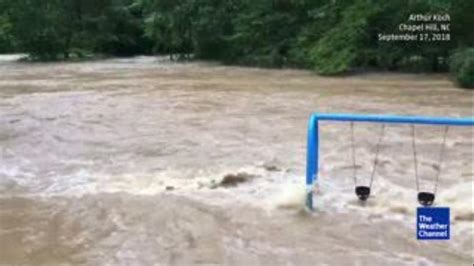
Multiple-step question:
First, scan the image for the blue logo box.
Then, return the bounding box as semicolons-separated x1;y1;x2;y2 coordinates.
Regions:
417;207;450;240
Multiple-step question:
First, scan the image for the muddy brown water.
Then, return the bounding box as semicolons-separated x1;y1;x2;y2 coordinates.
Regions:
0;56;473;265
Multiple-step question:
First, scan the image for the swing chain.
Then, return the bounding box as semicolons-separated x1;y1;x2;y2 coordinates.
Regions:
350;122;385;188
370;124;386;188
411;125;449;194
434;126;449;194
350;122;357;185
411;125;420;192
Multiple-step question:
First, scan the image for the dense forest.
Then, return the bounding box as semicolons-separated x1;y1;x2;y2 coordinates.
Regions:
0;0;473;87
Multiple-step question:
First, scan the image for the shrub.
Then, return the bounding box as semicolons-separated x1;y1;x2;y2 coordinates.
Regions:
450;48;474;88
308;0;378;75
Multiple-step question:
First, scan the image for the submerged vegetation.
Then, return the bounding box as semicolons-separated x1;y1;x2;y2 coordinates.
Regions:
0;0;472;87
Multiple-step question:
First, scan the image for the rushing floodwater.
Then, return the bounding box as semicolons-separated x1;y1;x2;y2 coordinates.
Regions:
0;56;473;265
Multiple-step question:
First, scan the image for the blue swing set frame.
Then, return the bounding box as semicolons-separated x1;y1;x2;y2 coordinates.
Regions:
305;113;474;210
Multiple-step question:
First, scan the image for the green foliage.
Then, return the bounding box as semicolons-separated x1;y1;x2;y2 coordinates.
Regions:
140;0;195;58
306;0;456;74
190;0;238;60
5;0;151;59
95;1;152;56
2;0;473;88
309;0;376;74
8;0;77;59
450;48;474;88
0;0;14;53
223;0;297;67
0;14;14;53
451;0;474;47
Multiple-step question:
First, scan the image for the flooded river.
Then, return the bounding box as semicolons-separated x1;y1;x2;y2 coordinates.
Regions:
0;56;473;265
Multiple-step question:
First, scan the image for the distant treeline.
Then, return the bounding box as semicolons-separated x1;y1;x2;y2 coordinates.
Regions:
0;0;473;87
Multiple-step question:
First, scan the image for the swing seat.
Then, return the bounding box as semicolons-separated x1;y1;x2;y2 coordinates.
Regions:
355;186;371;201
418;192;435;207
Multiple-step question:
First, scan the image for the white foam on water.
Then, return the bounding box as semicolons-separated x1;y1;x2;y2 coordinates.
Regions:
1;57;472;264
361;178;416;216
438;181;474;221
0;54;27;62
268;180;306;210
23;164;273;199
267;171;469;221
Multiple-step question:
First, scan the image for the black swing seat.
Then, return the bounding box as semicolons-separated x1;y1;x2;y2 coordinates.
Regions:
355;186;371;201
418;192;435;207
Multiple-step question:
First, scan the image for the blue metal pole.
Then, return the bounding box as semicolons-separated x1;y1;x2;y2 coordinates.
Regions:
306;115;319;210
313;113;474;126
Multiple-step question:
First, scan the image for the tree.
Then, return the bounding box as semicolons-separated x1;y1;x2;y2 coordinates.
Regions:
7;0;151;59
3;0;473;89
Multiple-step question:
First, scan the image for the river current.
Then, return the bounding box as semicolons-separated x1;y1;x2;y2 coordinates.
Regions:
0;56;472;265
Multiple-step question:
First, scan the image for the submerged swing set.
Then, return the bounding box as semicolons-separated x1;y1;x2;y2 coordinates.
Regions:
305;113;474;210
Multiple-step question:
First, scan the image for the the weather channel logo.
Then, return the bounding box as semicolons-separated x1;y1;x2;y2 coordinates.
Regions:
417;207;450;240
